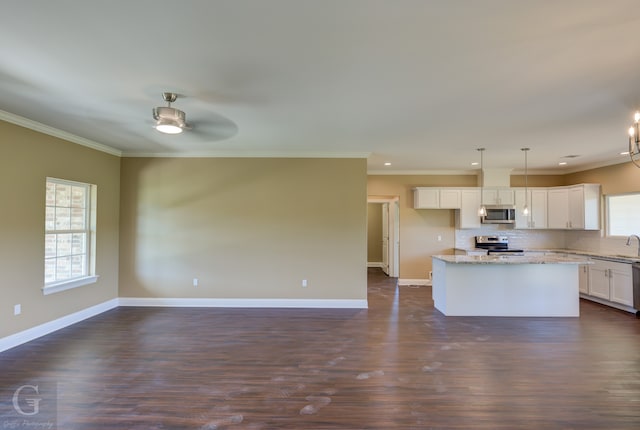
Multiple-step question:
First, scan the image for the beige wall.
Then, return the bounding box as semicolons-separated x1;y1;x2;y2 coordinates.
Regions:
367;175;477;279
510;175;565;187
0;121;120;338
119;157;367;300
367;203;383;263
565;161;640;195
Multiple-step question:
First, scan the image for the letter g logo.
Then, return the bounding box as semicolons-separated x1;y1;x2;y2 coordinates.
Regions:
12;384;42;416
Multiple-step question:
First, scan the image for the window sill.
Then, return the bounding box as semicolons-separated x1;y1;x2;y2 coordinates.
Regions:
42;275;99;296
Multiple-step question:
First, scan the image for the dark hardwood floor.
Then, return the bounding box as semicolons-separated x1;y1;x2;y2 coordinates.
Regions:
1;268;639;429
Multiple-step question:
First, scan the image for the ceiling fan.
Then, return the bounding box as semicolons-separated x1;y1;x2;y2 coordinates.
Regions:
152;92;190;134
150;91;239;141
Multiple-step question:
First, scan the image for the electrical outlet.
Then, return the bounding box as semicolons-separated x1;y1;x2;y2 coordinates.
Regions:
302;279;308;287
437;235;442;242
14;304;21;315
193;278;198;287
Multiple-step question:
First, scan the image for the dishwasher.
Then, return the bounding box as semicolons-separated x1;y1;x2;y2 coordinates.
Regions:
634;262;640;318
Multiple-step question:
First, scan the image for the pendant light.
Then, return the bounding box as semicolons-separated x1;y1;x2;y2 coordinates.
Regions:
521;148;530;216
477;148;487;217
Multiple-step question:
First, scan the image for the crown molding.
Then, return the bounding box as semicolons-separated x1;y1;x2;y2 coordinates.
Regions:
371;158;632;176
122;150;371;159
367;169;477;175
0;110;122;157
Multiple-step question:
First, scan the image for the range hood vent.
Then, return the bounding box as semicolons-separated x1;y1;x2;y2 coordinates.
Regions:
480;168;512;188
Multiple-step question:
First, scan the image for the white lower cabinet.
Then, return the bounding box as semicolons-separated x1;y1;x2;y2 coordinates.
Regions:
586;258;634;307
609;264;634;306
578;264;589;295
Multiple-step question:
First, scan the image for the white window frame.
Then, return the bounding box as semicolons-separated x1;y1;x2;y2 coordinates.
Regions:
605;192;640;238
43;177;98;295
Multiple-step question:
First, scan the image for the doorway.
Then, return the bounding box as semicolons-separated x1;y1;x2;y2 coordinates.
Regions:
367;197;399;278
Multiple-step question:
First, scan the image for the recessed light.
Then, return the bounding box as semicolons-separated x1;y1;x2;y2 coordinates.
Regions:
471;162;479;166
558;161;568;166
384;162;391;166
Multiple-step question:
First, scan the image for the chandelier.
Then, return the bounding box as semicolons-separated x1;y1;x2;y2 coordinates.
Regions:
628;111;640;168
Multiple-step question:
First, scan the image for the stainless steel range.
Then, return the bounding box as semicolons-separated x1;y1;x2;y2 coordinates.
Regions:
475;236;524;256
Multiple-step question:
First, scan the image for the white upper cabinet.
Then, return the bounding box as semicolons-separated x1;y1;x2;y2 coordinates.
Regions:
482;188;514;206
439;189;462;209
568;186;585;229
457;189;481;229
413;188;461;209
414;184;600;231
547;188;570;229
514;188;547;229
413;188;439;209
547;184;600;230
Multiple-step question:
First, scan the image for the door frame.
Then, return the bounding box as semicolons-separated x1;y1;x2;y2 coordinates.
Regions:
367;196;399;278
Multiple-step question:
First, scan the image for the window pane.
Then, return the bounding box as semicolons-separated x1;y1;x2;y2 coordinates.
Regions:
55;207;71;230
608;194;640;236
44;259;56;283
71;255;86;277
45;206;55;231
45;234;57;258
70;208;85;229
56;256;72;280
46;182;56;206
55;184;71;207
45;178;95;286
71;233;86;255
57;233;72;257
71;186;86;208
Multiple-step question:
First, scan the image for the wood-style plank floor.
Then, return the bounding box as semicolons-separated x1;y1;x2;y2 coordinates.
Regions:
1;268;640;429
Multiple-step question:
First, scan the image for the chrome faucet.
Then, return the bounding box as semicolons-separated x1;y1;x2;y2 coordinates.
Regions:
626;234;640;256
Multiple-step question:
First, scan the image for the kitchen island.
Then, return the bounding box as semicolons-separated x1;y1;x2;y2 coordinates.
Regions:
432;255;590;317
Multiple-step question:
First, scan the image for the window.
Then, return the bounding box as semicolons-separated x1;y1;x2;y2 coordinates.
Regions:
606;193;640;237
44;178;97;295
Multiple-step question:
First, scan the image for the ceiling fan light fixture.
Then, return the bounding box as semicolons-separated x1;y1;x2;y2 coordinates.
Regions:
155;120;184;134
152;93;189;134
154;117;184;134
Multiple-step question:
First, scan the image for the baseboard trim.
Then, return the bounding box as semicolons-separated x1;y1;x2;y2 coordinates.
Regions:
398;278;431;286
367;262;384;268
118;297;369;309
0;298;119;353
0;297;368;353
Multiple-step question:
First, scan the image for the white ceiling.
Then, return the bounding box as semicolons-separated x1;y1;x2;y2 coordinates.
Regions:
2;0;640;173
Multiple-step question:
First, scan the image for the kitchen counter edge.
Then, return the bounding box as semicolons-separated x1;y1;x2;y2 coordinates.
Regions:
433;255;591;265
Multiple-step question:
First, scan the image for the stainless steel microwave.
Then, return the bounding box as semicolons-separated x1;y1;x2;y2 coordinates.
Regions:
481;206;516;224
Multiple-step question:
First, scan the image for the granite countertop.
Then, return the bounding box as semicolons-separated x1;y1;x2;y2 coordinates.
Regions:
453;248;640;264
433;255;591;265
528;249;640;264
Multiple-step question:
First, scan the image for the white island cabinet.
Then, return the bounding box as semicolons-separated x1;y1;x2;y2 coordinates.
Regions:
431;255;589;317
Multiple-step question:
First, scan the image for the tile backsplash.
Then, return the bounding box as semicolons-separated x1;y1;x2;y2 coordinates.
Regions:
565;230;640;257
455;225;640;257
455;225;565;250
